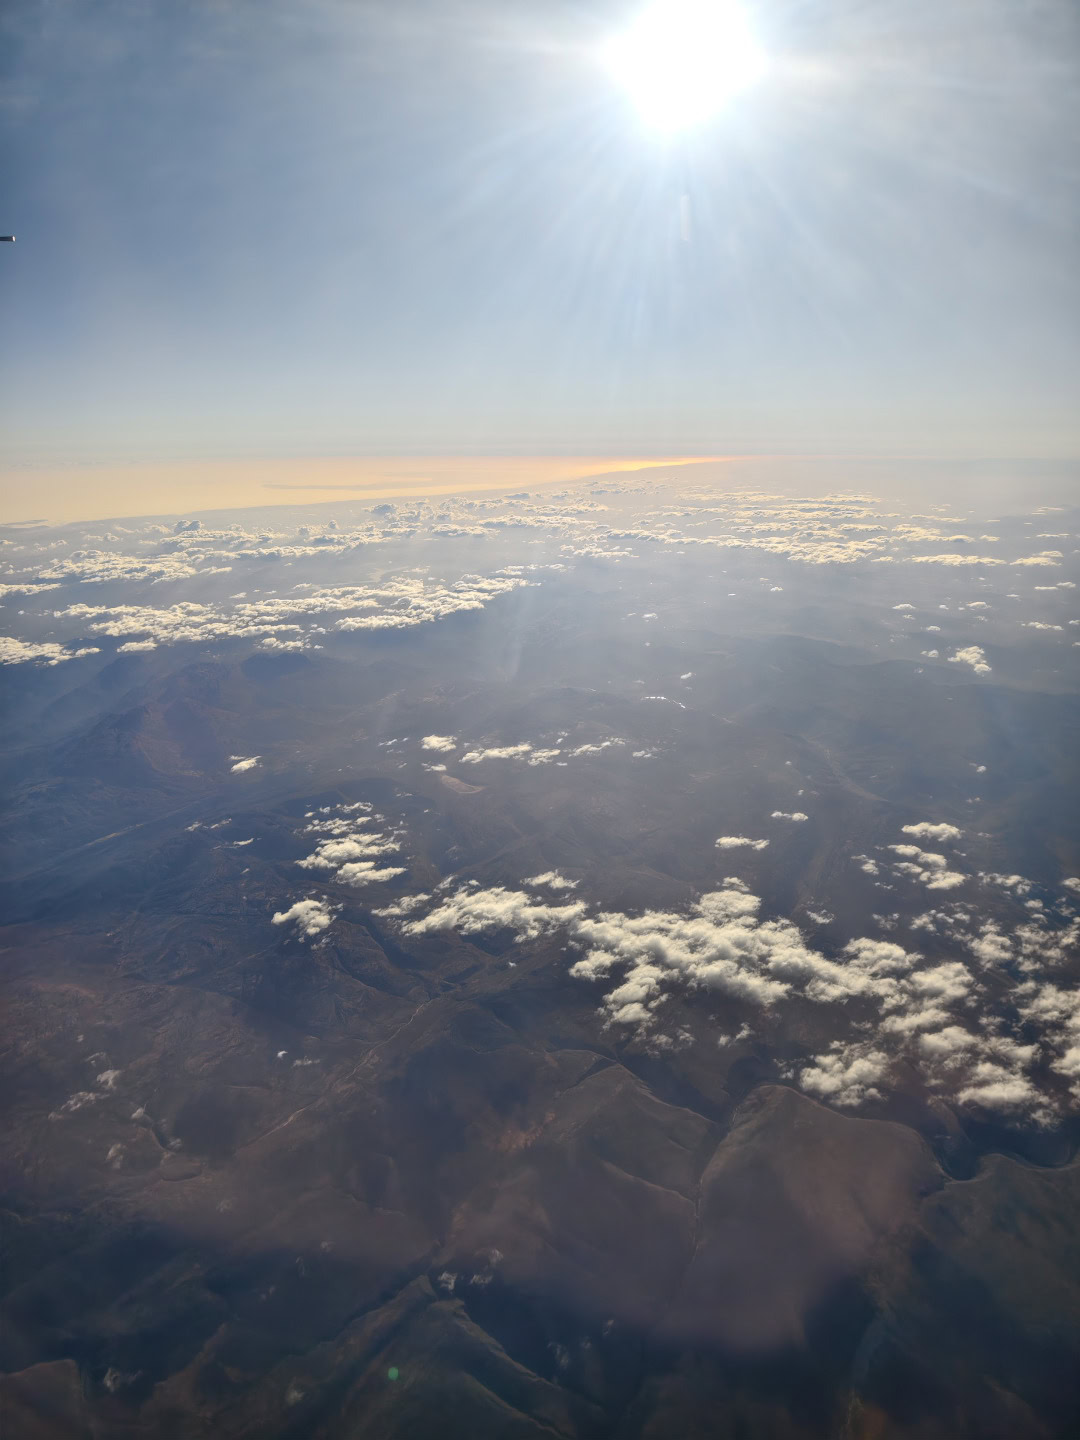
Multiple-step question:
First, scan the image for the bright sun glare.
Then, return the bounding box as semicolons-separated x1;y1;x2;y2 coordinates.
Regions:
604;0;767;133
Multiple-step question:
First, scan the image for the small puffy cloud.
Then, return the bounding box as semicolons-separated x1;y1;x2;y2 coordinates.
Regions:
525;871;579;890
955;1065;1043;1113
295;803;404;886
421;735;457;752
907;553;1005;567
272;898;334;937
771;810;808;822
715;836;769;851
799;1042;890;1107
297;834;399;870
403;885;586;940
888;844;966;891
0;582;62;597
336;861;406;886
980;871;1032;894
568;873;925;1035
1011;552;1063;567
968;927;1012;964
568;881;816;1022
373;893;431;918
49;1091;101;1118
842;937;916;975
901;822;962;843
891;845;947;866
37;570;526;657
908;961;974;1004
335;573;527;630
38;549;209;584
1019;985;1080;1097
0;636;100;666
259;635;305;652
914;1025;980;1060
229;755;261;773
460;743;534;763
948;646;991;674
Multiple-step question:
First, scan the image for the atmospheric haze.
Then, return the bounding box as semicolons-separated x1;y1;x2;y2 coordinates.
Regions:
1;4;1079;1439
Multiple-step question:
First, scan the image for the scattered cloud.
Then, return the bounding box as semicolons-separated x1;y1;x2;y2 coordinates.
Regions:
295;802;405;888
373;893;432;918
525;871;579;890
0;582;61;597
901;822;962;843
888;844;966;891
43;572;528;655
272;898;335;937
0;636;100;666
460;743;535;764
799;1043;890;1107
336;861;406;886
421;735;457;752
37;550;215;585
402;885;586;941
948;645;991;675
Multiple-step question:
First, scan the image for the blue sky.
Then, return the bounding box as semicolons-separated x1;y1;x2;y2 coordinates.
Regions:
2;0;1078;474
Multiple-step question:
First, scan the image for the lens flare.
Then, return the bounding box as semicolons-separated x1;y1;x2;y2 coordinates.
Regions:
604;0;767;133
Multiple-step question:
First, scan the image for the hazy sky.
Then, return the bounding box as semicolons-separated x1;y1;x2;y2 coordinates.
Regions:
2;0;1078;481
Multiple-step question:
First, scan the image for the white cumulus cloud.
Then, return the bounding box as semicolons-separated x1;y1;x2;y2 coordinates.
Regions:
525;871;580;890
272;898;335;937
421;735;457;752
948;646;991;674
901;822;962;842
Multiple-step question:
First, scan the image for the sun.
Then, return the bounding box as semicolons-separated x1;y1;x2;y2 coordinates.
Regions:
604;0;767;133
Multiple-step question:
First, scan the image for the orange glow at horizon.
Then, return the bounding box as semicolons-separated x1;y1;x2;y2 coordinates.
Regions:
2;455;733;526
